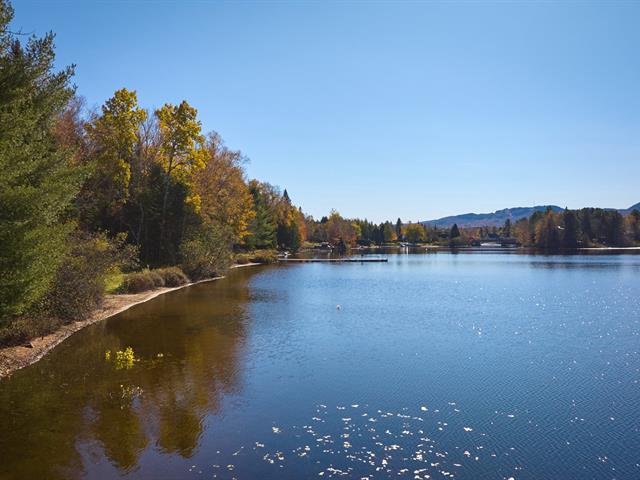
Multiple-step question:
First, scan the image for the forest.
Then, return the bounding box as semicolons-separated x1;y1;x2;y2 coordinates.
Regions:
0;1;305;345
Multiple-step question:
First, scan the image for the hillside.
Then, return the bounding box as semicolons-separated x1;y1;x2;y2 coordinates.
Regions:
422;203;639;228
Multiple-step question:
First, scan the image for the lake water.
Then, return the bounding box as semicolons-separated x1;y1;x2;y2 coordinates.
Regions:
1;253;639;479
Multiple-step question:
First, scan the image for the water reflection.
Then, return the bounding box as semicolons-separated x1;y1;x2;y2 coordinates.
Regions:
0;267;259;479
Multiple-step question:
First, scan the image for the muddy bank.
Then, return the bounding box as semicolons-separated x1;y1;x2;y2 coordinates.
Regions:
0;263;262;379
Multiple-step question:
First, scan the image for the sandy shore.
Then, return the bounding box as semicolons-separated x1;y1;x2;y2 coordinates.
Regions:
0;263;262;379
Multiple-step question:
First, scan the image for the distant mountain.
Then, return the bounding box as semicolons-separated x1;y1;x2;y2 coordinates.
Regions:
619;202;640;215
421;202;639;228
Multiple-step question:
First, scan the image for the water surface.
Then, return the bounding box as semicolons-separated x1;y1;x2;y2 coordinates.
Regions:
1;253;639;479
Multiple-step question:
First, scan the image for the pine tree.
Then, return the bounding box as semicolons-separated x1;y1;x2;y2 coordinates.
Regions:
246;183;276;249
562;209;579;249
395;218;403;241
609;212;626;246
0;3;86;320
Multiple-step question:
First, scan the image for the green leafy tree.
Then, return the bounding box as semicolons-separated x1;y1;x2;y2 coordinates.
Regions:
0;5;85;320
404;223;425;243
180;222;231;280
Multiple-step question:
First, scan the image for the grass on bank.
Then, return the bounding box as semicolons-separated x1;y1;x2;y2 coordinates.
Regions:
117;267;190;294
233;249;278;265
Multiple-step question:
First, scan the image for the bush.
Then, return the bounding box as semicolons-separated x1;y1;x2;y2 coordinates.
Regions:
41;232;137;322
234;249;278;265
235;256;250;265
180;223;232;280
0;315;63;347
148;270;165;288
0;231;139;346
118;267;190;293
119;271;156;294
250;250;278;264
155;267;190;287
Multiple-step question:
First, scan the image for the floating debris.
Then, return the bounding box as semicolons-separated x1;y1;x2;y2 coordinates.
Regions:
203;402;525;478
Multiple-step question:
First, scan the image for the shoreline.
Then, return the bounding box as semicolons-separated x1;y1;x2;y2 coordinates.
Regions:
0;263;262;380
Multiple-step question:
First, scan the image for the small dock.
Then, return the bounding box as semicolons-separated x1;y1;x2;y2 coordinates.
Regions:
278;258;388;263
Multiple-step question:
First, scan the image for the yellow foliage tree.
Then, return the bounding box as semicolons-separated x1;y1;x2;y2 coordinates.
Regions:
403;223;426;243
195;132;255;244
85;88;147;220
155;101;206;251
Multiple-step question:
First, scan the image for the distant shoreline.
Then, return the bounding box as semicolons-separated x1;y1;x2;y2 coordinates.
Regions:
0;263;262;380
578;246;640;251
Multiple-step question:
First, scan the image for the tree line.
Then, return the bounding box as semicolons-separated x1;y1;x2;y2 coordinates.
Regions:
512;207;640;249
299;207;640;250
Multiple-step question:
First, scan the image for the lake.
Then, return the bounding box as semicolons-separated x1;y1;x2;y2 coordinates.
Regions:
1;252;639;479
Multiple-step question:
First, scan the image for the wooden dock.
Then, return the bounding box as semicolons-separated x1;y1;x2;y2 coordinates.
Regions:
278;258;388;263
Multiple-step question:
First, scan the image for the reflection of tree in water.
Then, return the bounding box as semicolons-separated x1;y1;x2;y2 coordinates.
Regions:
91;394;148;471
157;402;203;457
0;270;254;479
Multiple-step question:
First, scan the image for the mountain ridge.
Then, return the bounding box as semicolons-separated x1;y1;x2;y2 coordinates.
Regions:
421;203;640;228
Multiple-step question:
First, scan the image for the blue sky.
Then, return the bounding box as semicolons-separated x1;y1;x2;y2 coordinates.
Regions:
11;0;640;222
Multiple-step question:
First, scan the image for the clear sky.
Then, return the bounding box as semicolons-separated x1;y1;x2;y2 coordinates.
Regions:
11;0;640;222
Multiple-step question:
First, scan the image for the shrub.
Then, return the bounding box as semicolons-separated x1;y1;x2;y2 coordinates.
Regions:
41;232;137;322
118;267;190;293
119;272;156;293
249;250;278;264
0;315;63;347
148;270;165;288
155;267;189;287
234;249;277;265
234;255;250;265
180;223;232;280
0;231;140;346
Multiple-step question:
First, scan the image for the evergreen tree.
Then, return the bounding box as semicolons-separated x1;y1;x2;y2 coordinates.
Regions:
0;4;85;320
276;219;301;252
381;222;394;243
503;219;512;237
245;182;276;249
608;211;626;246
289;220;301;252
562;209;579;248
395;218;403;241
450;223;461;238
